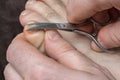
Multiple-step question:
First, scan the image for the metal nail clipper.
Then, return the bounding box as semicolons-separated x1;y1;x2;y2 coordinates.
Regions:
26;18;113;53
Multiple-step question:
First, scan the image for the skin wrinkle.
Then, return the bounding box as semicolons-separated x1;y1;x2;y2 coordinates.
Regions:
2;0;120;79
26;0;65;22
44;0;67;20
100;22;120;48
110;27;120;47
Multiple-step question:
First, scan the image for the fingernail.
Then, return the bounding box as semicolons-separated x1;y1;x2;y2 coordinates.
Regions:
21;10;30;16
47;31;61;40
91;41;102;52
91;39;107;52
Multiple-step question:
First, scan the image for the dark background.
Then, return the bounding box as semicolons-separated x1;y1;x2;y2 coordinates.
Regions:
0;0;27;79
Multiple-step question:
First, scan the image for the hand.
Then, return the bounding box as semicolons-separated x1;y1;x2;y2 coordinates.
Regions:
4;0;120;80
67;0;120;50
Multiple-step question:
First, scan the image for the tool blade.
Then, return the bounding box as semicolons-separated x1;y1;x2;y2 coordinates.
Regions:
26;23;75;31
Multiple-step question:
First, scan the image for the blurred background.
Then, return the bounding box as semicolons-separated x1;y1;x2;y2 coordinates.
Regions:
0;0;27;79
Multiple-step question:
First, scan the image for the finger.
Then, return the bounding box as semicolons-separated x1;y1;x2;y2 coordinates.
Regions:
4;64;23;80
19;10;48;26
41;0;67;19
7;33;57;78
67;0;120;23
91;21;120;51
45;30;100;72
25;0;66;23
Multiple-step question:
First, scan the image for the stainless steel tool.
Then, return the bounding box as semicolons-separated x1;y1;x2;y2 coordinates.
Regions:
26;22;112;53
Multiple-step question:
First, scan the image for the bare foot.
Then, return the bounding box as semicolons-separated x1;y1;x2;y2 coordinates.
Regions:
19;0;120;79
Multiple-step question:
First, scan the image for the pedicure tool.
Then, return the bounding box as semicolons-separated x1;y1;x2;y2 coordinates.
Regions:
26;22;112;53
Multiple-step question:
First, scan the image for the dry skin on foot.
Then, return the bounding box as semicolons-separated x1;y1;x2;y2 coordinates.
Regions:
20;0;120;79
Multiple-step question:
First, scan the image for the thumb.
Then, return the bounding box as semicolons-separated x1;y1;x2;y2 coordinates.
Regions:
91;21;120;51
67;0;119;23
